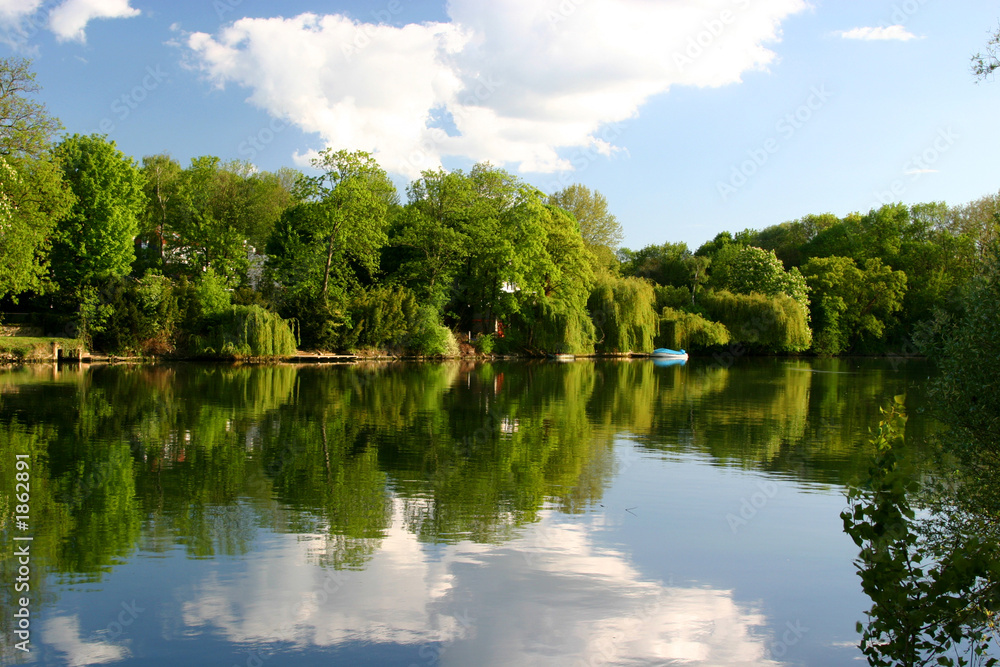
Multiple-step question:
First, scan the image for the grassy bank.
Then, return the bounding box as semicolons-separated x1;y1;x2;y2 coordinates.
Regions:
0;337;86;361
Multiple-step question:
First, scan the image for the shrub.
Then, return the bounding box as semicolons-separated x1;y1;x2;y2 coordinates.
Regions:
407;306;458;357
588;275;658;353
474;333;496;355
656;307;730;350
345;286;418;351
191;305;297;358
700;289;812;352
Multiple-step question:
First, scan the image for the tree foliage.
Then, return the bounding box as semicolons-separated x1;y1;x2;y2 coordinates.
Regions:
843;401;1000;667
588;275;658;353
802;256;907;355
548;183;623;269
51;134;146;287
700;289;812;352
657;307;730;350
0;58;73;300
972;24;1000;80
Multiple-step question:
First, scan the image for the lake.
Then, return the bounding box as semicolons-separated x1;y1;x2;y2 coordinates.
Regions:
0;357;938;666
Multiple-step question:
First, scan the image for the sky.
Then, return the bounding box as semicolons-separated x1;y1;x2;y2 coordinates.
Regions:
1;0;999;251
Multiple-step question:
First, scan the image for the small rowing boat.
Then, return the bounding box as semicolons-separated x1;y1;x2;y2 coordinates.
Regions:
651;348;688;360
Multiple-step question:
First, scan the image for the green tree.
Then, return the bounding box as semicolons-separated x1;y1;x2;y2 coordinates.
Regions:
749;213;839;268
934;243;1000;460
843;401;1000;667
506;204;597;354
136;153;182;273
588;275;658;353
802;256;907;355
0;58;74;299
618;242;692;287
295;149;396;299
548;184;623;269
714;245;810;314
386;168;475;309
51;134;146;287
266;150;396;348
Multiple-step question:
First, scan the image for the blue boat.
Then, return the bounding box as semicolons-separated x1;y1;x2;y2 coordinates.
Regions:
651;348;688;360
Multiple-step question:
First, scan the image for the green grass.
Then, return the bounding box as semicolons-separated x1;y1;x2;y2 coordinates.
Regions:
0;337;86;360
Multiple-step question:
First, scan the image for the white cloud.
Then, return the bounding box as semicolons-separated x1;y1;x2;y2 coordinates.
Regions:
180;503;780;666
837;25;918;41
43;615;129;666
48;0;140;43
0;0;43;50
184;0;808;178
0;0;42;25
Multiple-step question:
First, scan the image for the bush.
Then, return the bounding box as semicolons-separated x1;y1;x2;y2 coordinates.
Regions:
700;289;812;352
407;306;458;357
654;284;692;311
473;333;496;355
190;268;232;320
87;274;179;355
190;305;297;358
656;307;730;350
344;286;418;351
588;275;658;353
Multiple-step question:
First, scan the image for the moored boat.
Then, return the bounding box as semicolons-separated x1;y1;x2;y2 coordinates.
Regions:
651;348;688;360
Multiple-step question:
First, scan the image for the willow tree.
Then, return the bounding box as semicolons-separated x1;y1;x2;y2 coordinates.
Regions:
508;205;597;354
700;290;812;352
588;275;658;354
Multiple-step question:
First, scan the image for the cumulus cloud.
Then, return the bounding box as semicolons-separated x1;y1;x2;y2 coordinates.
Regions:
0;0;43;49
0;0;42;25
43;615;129;666
180;503;779;665
184;0;807;178
48;0;140;43
837;25;918;41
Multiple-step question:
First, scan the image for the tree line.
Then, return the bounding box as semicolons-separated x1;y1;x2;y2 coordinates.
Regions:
2;55;998;358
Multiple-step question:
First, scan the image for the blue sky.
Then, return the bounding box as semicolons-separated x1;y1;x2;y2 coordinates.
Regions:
2;0;999;251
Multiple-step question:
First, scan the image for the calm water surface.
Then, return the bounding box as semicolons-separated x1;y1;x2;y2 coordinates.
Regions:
0;357;937;666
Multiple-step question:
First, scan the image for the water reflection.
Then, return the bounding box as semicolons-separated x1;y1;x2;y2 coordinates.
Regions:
0;359;936;665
